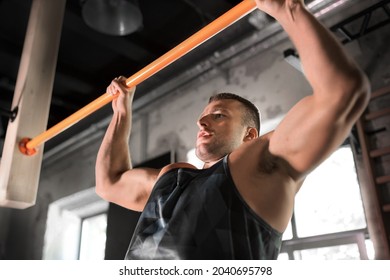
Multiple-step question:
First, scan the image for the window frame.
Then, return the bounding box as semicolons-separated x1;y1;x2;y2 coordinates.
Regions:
279;141;371;260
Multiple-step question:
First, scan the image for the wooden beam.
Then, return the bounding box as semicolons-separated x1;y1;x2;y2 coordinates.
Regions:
0;0;66;208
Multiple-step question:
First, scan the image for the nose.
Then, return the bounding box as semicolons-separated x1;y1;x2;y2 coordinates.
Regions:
197;114;210;129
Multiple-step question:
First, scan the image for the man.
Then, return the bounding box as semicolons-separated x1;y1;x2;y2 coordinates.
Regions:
95;0;370;259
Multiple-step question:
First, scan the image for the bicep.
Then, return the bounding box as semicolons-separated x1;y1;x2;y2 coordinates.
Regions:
97;167;159;211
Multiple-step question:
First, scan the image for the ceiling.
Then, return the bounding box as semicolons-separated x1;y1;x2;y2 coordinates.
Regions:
0;0;389;154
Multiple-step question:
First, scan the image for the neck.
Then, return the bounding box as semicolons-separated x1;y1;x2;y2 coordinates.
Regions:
202;156;224;169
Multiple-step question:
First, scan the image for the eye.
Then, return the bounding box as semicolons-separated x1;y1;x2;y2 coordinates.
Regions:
213;113;224;120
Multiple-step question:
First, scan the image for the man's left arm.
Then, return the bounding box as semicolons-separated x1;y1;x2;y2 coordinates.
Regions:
256;0;370;180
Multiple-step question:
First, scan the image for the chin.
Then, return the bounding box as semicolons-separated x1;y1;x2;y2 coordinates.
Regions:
196;150;221;163
195;149;209;162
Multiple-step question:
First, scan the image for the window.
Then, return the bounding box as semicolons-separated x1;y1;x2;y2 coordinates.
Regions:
79;213;107;260
280;145;373;259
43;188;108;260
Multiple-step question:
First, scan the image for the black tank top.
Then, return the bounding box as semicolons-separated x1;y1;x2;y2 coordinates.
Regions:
125;155;282;260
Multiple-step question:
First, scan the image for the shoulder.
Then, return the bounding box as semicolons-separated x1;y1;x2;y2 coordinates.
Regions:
229;131;276;173
229;130;301;181
157;162;198;180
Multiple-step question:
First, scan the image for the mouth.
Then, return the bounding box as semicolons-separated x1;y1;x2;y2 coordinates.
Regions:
197;130;213;139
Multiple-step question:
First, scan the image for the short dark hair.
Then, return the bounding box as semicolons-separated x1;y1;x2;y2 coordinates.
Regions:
209;93;260;133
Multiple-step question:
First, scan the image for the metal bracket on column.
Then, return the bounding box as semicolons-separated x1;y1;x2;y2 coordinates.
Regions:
0;107;18;122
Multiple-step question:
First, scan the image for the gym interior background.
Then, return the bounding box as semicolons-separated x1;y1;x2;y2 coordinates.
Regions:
0;0;389;259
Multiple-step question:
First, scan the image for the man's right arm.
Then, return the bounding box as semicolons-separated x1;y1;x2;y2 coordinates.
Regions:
95;77;159;211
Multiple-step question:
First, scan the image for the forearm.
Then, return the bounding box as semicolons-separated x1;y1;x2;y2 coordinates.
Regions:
96;77;136;188
96;108;132;191
275;1;367;97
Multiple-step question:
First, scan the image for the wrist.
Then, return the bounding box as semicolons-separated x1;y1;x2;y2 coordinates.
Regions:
112;110;131;131
266;0;306;24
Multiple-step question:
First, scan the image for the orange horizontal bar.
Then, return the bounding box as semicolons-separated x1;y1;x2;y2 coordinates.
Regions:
25;0;257;151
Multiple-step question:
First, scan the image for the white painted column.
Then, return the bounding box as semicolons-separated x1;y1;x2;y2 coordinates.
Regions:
0;0;66;208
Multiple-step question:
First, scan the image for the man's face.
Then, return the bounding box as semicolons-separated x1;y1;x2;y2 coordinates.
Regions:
195;99;248;163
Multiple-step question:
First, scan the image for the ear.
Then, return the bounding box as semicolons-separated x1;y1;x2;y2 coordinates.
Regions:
243;127;258;142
